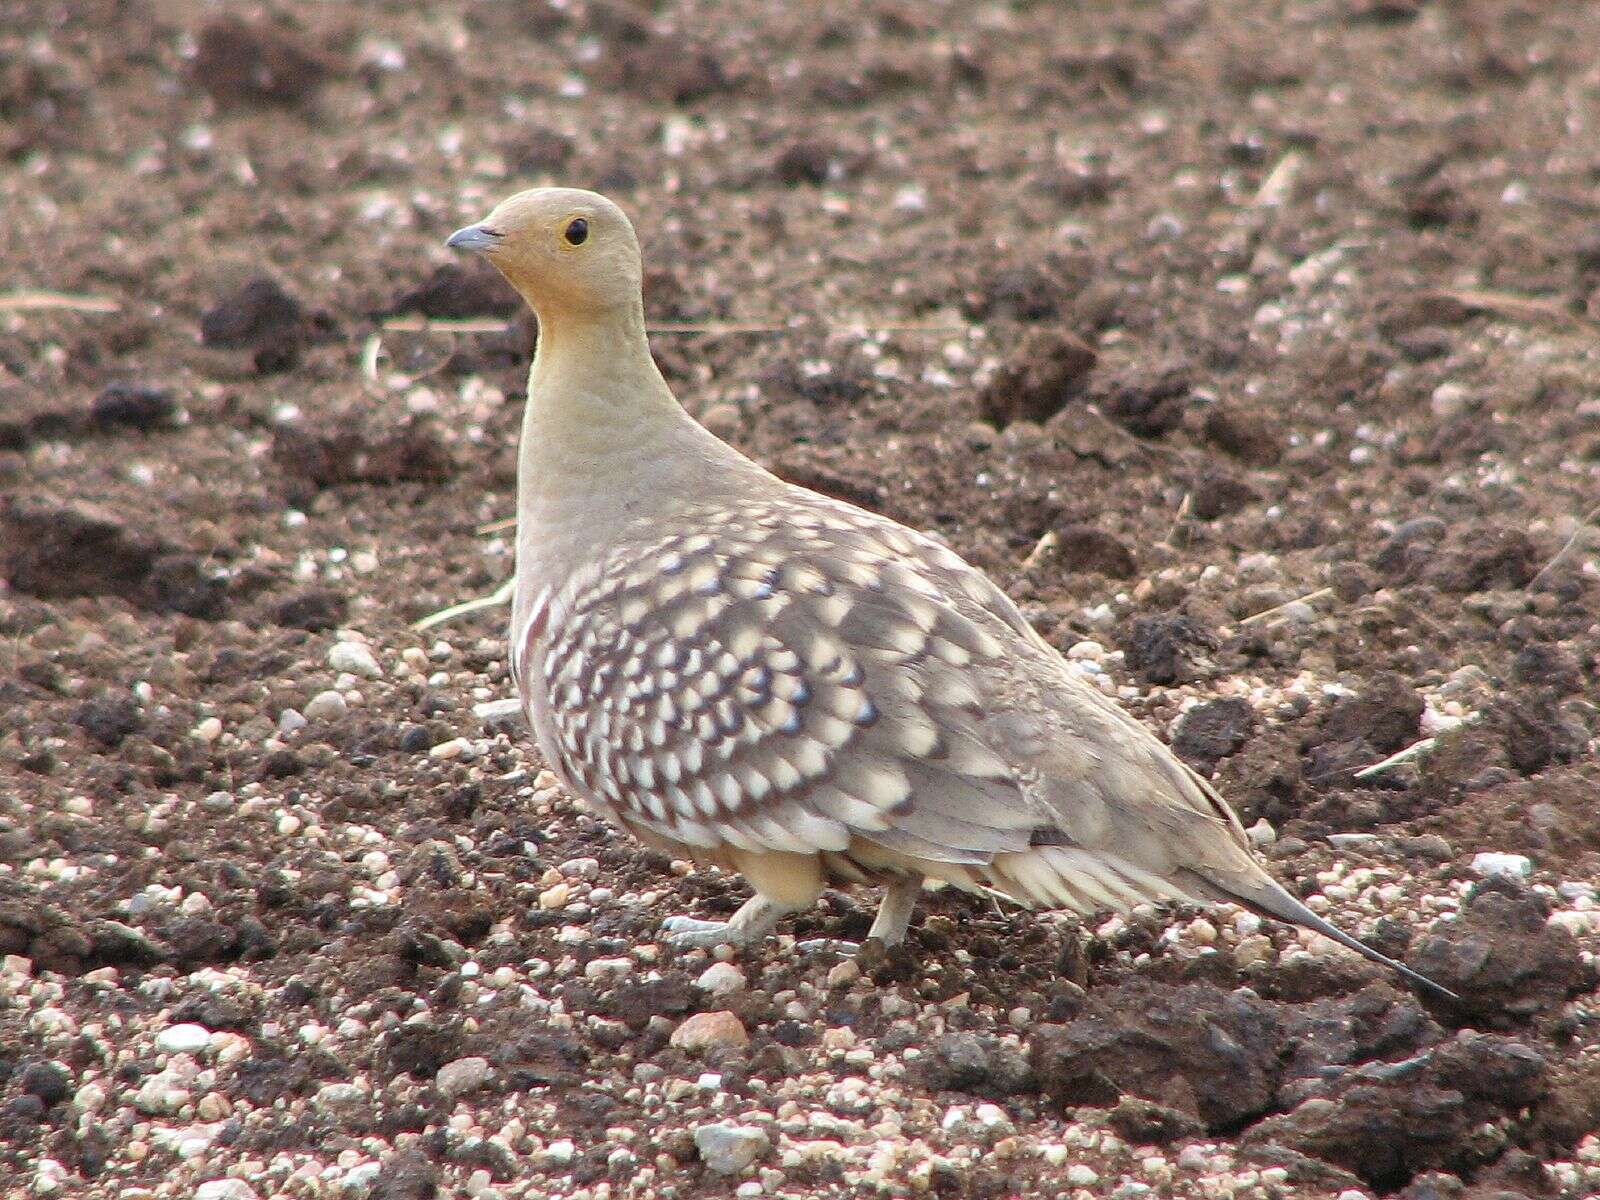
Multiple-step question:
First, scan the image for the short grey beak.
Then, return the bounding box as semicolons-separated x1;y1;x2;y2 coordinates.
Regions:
446;224;502;252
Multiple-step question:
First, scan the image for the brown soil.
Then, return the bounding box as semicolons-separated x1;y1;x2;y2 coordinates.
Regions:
3;1;1599;1198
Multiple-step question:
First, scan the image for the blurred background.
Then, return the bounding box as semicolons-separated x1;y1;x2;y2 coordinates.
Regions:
3;2;1600;1197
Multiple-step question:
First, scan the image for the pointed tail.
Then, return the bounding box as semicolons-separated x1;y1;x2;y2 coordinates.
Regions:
1180;868;1460;1002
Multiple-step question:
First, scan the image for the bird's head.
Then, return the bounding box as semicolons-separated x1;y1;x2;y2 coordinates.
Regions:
446;187;642;318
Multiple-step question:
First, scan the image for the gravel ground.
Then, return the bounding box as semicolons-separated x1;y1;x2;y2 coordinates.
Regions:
3;1;1600;1197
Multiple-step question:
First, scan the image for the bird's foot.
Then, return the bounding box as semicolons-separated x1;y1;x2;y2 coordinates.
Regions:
660;895;783;949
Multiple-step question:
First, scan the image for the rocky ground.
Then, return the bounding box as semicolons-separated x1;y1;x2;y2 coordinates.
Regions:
4;0;1600;1197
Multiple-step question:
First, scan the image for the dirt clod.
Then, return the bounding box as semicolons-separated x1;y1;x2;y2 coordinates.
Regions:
1202;405;1282;466
1173;697;1257;765
1123;613;1219;685
1319;673;1425;757
387;264;517;319
89;384;177;432
1407;882;1593;1022
192;16;333;108
1030;980;1283;1132
1056;524;1136;579
1093;357;1190;438
272;587;349;631
1247;1034;1548;1191
272;418;454;490
1;496;222;615
772;141;833;186
977;329;1097;429
6;2;1600;1196
200;277;311;374
919;1032;1032;1097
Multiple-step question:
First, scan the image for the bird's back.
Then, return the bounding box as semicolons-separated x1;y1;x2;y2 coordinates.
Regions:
512;475;1248;896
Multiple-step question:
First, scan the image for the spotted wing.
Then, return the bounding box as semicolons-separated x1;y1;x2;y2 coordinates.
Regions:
528;498;1040;861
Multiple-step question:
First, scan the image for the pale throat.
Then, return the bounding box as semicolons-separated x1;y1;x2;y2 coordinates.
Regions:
512;294;706;582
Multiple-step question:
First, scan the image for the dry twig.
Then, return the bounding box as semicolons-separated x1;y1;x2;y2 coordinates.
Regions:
1239;587;1333;626
0;290;120;314
1527;500;1600;591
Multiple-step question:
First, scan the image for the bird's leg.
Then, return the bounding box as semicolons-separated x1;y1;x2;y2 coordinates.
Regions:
796;873;926;958
660;894;784;949
865;872;923;947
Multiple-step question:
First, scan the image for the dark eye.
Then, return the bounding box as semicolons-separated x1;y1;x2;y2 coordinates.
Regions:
563;217;588;246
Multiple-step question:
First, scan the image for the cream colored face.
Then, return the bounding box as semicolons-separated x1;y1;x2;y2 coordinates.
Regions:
446;186;642;316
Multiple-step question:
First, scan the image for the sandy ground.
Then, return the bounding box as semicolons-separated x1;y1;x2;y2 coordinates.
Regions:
3;1;1600;1197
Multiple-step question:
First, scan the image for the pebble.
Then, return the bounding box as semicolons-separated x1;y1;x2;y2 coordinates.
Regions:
436;1056;491;1099
314;1083;365;1113
696;962;747;994
1328;833;1378;848
543;1140;576;1166
20;1062;69;1107
1246;819;1277;846
196;1092;230;1120
826;959;861;988
304;689;349;721
1471;852;1532;879
1234;935;1275;967
821;1026;857;1051
341;1164;382;1192
156;1023;213;1054
201;790;234;812
1429;382;1472;418
327;641;382;679
194;1182;260;1200
133;1073;190;1115
671;1011;749;1053
277;707;308;734
694;1123;772;1174
1067;1164;1101;1186
1548;911;1597;935
974;1103;1015;1138
152;1122;222;1158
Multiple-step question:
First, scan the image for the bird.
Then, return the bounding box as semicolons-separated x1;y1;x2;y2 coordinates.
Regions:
445;186;1453;1000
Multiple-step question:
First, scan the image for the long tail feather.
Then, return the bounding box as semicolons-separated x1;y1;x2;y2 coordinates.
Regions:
1181;868;1459;1002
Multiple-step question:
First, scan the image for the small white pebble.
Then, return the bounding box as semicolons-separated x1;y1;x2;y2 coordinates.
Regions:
1471;852;1532;879
304;690;349;721
696;962;747;995
327;641;382;679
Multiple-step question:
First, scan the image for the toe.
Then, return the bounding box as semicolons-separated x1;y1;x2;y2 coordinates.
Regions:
661;916;728;935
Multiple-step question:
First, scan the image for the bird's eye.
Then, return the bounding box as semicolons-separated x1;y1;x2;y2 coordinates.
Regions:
563;218;589;246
